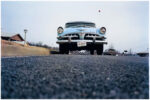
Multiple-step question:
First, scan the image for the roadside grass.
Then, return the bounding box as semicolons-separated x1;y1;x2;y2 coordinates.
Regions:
1;40;51;57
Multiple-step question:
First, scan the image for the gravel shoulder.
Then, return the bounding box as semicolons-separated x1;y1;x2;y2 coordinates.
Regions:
1;55;149;99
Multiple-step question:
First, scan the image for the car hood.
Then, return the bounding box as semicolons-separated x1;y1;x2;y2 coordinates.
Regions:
59;27;100;36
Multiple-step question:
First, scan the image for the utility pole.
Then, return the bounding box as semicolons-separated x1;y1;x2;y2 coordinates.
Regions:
129;48;132;55
24;29;28;46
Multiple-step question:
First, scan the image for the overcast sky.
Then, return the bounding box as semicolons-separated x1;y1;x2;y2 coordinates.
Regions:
1;1;149;53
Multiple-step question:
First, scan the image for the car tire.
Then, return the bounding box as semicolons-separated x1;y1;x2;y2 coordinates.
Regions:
64;49;69;54
59;44;69;54
90;49;94;55
59;44;64;54
96;44;103;55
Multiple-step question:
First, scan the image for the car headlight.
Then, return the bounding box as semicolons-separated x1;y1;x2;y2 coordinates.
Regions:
57;27;63;34
100;27;106;34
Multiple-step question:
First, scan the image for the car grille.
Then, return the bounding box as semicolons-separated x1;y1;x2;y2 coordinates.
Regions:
84;33;101;40
63;33;79;40
59;33;104;40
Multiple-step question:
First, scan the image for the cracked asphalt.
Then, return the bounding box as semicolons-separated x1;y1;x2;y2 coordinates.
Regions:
1;55;149;99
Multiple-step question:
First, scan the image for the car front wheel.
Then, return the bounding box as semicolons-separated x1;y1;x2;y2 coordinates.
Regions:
90;50;94;55
59;44;69;54
96;44;103;55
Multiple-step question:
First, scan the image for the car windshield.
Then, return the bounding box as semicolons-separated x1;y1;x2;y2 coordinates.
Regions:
65;22;96;28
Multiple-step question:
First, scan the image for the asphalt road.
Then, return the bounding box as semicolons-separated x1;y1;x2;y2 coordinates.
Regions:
1;55;149;99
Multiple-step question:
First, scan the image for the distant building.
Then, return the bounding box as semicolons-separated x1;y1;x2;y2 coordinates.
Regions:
1;32;24;41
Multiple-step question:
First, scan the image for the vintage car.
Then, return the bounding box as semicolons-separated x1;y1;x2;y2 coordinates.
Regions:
56;21;107;55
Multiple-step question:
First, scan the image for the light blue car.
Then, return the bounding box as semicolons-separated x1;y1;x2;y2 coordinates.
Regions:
56;21;107;55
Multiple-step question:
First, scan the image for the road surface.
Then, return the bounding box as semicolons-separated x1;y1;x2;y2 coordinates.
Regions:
1;55;149;99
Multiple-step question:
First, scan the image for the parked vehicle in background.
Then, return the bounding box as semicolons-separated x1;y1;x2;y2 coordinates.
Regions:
56;21;107;55
137;52;149;57
103;49;118;56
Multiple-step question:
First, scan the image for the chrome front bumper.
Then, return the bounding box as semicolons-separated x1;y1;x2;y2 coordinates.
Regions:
56;40;107;44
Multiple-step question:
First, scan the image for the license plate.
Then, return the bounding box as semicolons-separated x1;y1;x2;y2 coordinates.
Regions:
77;41;87;47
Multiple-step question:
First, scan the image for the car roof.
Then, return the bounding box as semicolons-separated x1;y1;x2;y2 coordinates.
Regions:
66;21;95;24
